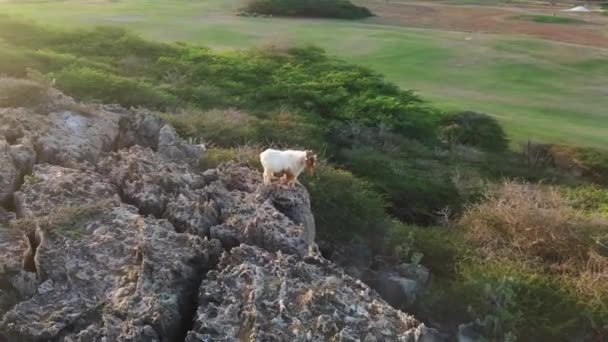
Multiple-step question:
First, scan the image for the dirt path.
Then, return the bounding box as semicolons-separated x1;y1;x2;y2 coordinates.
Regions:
355;0;608;47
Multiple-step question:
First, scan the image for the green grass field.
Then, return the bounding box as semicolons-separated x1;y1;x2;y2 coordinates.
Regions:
2;0;607;148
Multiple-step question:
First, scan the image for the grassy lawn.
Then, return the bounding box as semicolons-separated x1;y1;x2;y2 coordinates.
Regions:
1;0;607;148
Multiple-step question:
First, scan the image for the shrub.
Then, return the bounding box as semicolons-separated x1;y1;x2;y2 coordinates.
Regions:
389;224;469;277
518;14;586;24
253;110;327;151
340;148;461;224
0;46;34;77
561;185;608;217
300;164;389;243
199;146;262;171
459;260;588;342
457;181;608;337
164;108;326;151
0;77;48;108
240;0;373;19
459;181;607;270
440;111;509;152
164;108;257;147
418;257;598;341
548;144;608;185
55;67;177;109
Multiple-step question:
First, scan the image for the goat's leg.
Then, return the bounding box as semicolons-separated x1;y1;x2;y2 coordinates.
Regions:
284;170;296;187
263;170;272;185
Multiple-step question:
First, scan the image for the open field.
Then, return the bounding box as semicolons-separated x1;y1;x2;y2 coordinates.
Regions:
1;0;607;148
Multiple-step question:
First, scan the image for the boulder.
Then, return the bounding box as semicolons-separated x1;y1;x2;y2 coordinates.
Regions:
35;109;122;166
158;124;205;165
114;108;165;150
361;268;429;311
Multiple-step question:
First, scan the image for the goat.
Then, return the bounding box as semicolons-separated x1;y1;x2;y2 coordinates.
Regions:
259;148;317;186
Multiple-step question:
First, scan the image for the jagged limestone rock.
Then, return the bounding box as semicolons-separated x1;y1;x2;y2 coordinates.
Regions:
187;244;427;341
158;124;205;165
1;164;222;342
0;85;443;342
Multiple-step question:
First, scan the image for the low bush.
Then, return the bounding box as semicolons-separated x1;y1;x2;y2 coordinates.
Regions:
199;146;262;170
164;108;258;147
389;224;469;277
440;111;509;153
164;108;326;151
300;164;389;243
0;46;35;77
460;181;607;269
340;148;461;223
518;14;586;24
240;0;373;19
0;77;48;108
55;67;178;109
458;260;588;342
530;144;608;185
457;181;607;338
561;185;608;217
414;252;602;341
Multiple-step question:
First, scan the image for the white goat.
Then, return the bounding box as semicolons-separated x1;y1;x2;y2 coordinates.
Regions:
260;148;317;186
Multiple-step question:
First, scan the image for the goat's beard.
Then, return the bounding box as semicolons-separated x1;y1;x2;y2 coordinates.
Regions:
306;167;314;176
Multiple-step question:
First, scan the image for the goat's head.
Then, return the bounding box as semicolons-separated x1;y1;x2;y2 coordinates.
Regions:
305;150;317;176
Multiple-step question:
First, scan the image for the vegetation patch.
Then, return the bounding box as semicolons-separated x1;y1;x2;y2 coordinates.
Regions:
439;111;508;153
0;77;48;108
547;144;608;185
239;0;373;19
456;181;607;338
393;181;607;340
42;201;114;240
301;164;389;243
199;145;262;171
562;185;608;217
516;14;587;24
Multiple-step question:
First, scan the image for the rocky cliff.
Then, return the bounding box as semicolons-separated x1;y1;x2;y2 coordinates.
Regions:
0;85;440;341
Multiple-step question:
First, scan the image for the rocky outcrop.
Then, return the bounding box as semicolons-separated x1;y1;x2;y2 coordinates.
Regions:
0;85;442;342
2;163;222;341
158;124;205;165
187;244;437;341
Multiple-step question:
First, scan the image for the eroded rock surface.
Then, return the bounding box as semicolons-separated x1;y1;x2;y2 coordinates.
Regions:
187;244;428;341
0;85;441;342
2;164;222;342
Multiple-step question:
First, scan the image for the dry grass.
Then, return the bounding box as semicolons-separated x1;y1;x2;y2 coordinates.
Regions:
0;77;48;108
461;181;607;267
459;181;608;298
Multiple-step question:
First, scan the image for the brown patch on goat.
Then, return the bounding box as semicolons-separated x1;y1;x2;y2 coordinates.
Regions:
305;150;317;177
274;168;296;185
